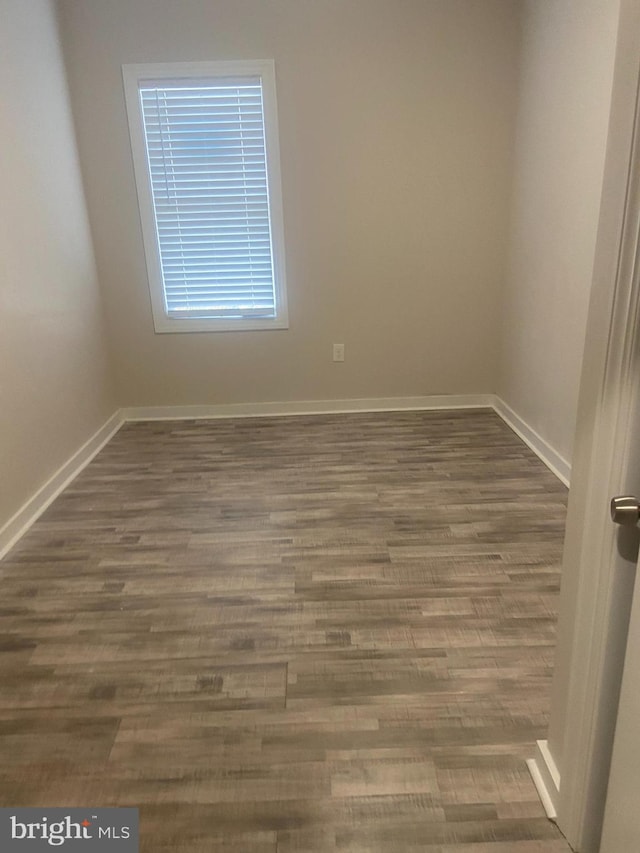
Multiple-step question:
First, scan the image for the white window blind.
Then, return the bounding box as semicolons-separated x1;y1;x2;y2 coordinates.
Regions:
141;77;275;318
123;61;288;333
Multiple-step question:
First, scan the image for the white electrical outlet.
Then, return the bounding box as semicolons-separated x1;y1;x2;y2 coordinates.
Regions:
333;343;345;362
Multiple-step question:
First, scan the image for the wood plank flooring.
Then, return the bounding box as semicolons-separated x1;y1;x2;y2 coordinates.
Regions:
0;409;572;851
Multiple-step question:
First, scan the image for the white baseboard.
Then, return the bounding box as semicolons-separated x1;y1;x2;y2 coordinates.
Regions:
123;395;570;488
0;393;568;561
121;394;495;422
0;411;124;561
493;398;571;487
527;739;561;820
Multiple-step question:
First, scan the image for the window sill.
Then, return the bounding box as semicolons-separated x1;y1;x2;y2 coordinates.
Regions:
151;315;290;334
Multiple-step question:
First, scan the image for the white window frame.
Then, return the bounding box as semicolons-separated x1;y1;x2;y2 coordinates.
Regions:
122;60;289;333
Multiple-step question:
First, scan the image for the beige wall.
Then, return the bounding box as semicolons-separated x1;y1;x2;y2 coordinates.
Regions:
0;0;116;531
498;0;620;467
57;0;519;407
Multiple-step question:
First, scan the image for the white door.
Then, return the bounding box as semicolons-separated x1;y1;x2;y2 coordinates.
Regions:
596;22;640;841
547;3;640;850
600;523;640;850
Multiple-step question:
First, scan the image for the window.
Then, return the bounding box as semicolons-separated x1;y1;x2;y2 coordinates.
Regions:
122;60;288;333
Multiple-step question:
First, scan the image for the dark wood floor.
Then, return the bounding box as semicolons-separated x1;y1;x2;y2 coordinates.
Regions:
0;409;573;851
